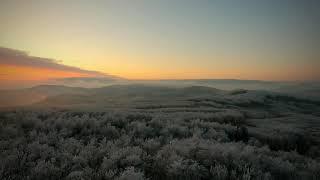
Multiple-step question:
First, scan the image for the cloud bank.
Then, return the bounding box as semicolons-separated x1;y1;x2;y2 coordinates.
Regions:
0;47;116;78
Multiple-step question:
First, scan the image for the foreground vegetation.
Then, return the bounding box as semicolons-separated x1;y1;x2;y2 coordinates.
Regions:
1;108;319;180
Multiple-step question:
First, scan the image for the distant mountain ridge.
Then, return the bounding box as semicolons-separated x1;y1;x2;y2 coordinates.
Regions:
0;84;224;107
0;85;89;107
0;76;320;107
1;83;319;108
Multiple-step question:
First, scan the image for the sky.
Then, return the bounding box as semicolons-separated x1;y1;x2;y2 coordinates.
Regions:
0;0;319;85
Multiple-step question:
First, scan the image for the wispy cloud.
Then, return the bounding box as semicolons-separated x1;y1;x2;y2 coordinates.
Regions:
0;47;113;77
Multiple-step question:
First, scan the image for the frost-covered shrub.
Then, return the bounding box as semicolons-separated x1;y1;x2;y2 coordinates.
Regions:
0;110;319;180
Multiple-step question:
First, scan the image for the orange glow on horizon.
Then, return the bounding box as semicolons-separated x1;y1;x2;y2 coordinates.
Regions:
0;61;319;82
101;65;319;82
0;64;94;81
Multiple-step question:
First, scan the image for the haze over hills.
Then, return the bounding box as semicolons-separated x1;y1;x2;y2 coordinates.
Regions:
1;79;320;108
0;84;221;108
0;82;319;109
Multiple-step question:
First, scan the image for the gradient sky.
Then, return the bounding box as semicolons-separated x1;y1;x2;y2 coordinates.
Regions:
0;0;319;82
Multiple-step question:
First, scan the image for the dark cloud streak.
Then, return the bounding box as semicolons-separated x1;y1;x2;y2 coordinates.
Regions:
0;47;117;78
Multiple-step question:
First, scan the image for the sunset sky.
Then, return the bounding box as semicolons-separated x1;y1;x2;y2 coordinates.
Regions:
0;0;319;84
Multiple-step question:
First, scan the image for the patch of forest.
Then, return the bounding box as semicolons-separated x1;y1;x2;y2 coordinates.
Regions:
1;109;319;180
